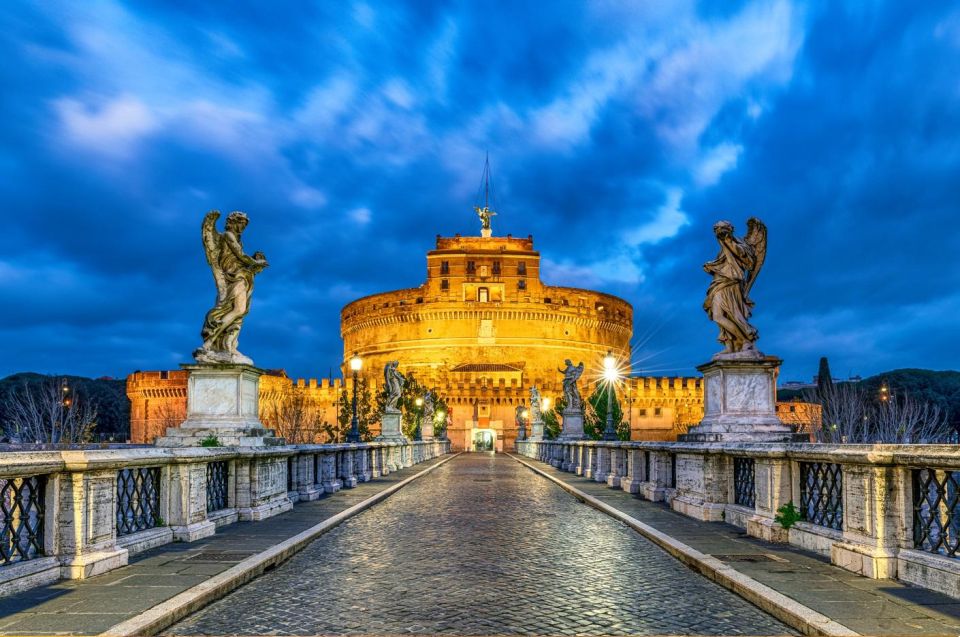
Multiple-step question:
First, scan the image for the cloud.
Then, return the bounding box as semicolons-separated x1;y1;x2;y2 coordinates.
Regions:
54;94;159;156
694;143;743;186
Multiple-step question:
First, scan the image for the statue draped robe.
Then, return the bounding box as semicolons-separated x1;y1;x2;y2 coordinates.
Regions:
703;233;758;353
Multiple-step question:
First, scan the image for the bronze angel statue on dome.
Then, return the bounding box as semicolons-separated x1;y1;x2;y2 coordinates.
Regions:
193;210;268;366
703;218;767;357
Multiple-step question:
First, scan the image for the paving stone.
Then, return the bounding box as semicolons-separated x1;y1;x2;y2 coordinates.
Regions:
169;454;794;636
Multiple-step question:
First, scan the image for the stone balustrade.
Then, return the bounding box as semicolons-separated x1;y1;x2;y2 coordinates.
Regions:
0;440;449;597
516;439;960;599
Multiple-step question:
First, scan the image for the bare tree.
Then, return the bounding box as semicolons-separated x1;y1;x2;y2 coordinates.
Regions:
5;378;98;444
260;388;324;444
804;383;952;444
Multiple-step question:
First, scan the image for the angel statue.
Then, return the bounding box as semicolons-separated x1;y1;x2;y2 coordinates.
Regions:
703;217;767;357
559;360;585;410
529;386;542;422
514;405;527;428
475;205;496;231
422;390;435;424
194;210;268;365
383;361;405;412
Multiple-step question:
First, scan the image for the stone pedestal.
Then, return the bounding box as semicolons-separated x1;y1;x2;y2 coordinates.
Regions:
680;356;801;443
529;418;544;441
422;419;434;441
376;410;409;443
155;364;284;447
558;409;585;440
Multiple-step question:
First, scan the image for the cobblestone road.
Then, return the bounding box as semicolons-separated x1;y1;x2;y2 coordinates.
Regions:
169;454;794;636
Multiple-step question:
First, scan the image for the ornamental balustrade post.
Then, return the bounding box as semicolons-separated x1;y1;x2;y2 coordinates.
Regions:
56;463;128;579
296;451;322;501
640;450;672;502
321;449;341;493
829;457;902;579
355;445;372;482
237;451;294;521
369;445;382;479
745;451;792;543
594;444;611;483
338;446;358;488
402;443;414;468
607;444;625;488
671;449;729;522
621;444;644;493
582;444;597;479
167;458;219;542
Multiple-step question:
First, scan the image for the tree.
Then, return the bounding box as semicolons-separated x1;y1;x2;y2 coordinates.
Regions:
332;378;376;442
261;387;325;444
541;395;566;440
4;377;98;443
584;382;629;440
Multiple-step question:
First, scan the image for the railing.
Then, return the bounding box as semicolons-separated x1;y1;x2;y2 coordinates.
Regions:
800;461;843;530
733;458;755;508
913;468;959;559
206;461;229;513
0;475;46;566
116;467;161;536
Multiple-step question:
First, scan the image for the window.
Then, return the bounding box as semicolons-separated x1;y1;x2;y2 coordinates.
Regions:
518;279;526;290
544;297;551;304
478;287;489;303
518;261;526;275
789;405;796;413
440;261;449;274
654;407;662;417
492;261;501;275
441;279;449;290
639;409;647;417
160;370;169;380
466;261;476;274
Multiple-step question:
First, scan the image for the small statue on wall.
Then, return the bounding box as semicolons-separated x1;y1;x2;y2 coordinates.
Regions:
529;386;542;422
383;361;405;412
194;210;268;366
559;360;585;410
703;217;767;358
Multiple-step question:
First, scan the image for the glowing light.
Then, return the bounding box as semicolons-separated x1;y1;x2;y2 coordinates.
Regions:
521;409;529;420
603;350;618;382
349;353;362;372
436;410;445;421
542;397;551;410
415;397;423;407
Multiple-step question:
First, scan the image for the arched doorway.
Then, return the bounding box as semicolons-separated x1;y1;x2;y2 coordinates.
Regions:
472;428;496;452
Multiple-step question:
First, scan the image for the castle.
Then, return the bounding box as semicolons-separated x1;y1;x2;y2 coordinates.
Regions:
128;218;813;450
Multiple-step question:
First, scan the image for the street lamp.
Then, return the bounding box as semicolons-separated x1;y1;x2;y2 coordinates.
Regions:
602;350;619;441
414;396;424;441
346;353;362;443
437;410;447;440
519;408;529;440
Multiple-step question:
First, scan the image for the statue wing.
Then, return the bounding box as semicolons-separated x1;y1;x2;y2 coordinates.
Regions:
743;217;767;298
201;211;227;303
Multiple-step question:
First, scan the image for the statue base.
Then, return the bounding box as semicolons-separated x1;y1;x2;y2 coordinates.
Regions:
528;419;545;441
480;228;492;238
679;356;802;443
558;409;585;440
376;410;409;443
154;363;284;447
421;421;435;441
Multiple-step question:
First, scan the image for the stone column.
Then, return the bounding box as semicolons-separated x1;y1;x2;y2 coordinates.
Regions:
167;460;218;541
402;443;414;468
671;451;729;522
746;452;792;543
355;445;372;482
621;445;644;493
640;451;671;502
57;467;129;579
237;453;294;521
607;445;625;488
594;445;611;483
369;445;382;479
339;447;358;488
321;449;341;493
582;445;597;479
296;453;322;501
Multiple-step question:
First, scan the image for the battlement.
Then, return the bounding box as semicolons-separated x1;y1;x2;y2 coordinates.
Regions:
434;234;535;253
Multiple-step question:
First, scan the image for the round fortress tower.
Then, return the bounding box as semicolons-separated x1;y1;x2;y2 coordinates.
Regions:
340;231;633;452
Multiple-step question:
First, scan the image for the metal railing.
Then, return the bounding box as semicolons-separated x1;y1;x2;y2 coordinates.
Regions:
0;475;46;565
733;458;756;508
206;461;229;513
116;467;162;536
800;461;843;531
913;468;959;559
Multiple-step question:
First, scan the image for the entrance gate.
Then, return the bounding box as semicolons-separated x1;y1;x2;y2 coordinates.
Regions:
472;429;496;452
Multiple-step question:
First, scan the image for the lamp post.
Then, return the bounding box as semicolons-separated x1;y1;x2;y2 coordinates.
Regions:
414;396;423;441
436;410;446;440
602;350;619;441
519;408;529;440
346;353;362;443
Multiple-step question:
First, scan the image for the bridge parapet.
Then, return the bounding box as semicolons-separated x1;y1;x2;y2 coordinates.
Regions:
0;439;450;597
515;439;960;601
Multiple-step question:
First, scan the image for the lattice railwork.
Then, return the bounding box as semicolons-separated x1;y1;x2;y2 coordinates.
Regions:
800;462;843;530
0;475;46;565
913;468;960;559
116;467;162;536
207;461;229;513
733;458;756;508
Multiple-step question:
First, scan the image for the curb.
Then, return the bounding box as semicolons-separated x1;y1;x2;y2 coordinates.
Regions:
100;452;462;637
508;454;858;637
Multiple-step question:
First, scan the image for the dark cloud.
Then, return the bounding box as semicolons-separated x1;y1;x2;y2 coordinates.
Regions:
1;1;958;382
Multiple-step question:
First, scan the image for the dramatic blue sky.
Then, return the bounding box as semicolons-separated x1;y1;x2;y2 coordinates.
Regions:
2;1;959;383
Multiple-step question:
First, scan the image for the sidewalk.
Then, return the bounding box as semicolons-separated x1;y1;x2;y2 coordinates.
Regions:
0;454;453;636
511;454;960;636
